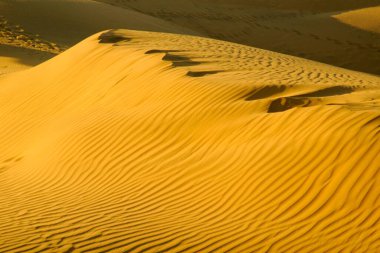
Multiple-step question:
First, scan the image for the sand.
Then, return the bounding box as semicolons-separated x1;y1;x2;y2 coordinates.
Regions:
334;6;380;34
1;0;380;75
1;0;380;251
0;0;198;73
203;0;380;12
0;45;54;75
95;0;380;75
0;29;379;252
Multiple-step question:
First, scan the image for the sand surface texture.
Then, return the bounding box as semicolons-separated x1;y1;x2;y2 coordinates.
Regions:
1;1;380;75
95;0;380;75
0;29;379;252
334;6;380;34
0;0;198;74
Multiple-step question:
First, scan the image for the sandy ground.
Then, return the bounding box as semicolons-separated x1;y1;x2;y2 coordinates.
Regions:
203;0;379;12
334;6;380;34
0;0;198;73
1;1;380;75
0;44;54;75
96;0;380;75
0;0;380;252
0;29;379;252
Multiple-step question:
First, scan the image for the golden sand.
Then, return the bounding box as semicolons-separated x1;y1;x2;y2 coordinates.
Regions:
1;0;380;251
0;0;198;74
0;29;379;252
1;1;380;75
334;6;380;34
96;0;380;75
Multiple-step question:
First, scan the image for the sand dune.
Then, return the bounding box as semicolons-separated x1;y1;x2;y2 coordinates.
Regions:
204;0;380;11
334;6;380;34
0;0;197;46
1;0;380;75
0;45;54;75
0;0;198;73
95;0;380;75
0;29;379;252
0;14;62;54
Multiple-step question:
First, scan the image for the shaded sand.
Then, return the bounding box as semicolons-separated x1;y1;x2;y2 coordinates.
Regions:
1;0;380;75
334;6;380;34
96;0;380;75
0;45;54;75
204;0;380;12
0;0;197;46
0;0;197;73
0;29;379;252
0;15;62;54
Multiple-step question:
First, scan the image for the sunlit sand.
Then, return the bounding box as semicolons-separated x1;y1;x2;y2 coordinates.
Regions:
0;1;379;252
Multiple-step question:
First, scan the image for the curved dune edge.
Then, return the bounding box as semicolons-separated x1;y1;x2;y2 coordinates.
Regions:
0;44;55;76
0;0;199;74
95;0;380;76
0;29;379;252
333;6;380;34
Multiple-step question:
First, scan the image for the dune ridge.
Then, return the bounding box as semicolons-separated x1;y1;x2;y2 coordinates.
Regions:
203;0;380;12
95;0;380;75
0;0;198;74
334;6;380;34
0;29;379;252
1;0;380;75
0;30;380;252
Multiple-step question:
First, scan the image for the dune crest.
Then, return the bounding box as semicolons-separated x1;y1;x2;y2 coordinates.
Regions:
0;0;198;74
0;29;379;252
2;0;380;75
95;0;380;75
334;6;380;34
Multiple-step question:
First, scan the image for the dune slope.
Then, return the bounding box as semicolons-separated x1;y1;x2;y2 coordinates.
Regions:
0;29;379;252
0;45;54;75
334;6;380;34
204;0;380;12
96;0;380;75
2;0;380;75
0;0;197;74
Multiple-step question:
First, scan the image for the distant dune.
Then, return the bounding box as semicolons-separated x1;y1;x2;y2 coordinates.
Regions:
334;6;380;34
0;44;53;75
0;29;379;252
0;0;197;46
1;0;380;75
97;0;380;75
1;0;380;251
204;0;380;11
0;0;198;73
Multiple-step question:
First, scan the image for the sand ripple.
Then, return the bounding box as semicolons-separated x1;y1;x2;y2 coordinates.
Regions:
0;29;379;252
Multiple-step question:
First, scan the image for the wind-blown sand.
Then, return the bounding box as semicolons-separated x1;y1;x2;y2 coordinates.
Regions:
0;45;54;75
203;0;380;12
2;1;380;75
334;6;380;34
0;0;198;73
96;0;380;75
0;29;379;252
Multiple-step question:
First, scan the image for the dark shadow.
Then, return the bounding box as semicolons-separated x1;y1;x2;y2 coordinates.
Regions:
145;50;202;67
0;44;55;69
163;54;201;67
98;30;131;44
268;97;310;113
294;86;353;97
186;70;222;77
145;49;182;54
245;85;286;100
